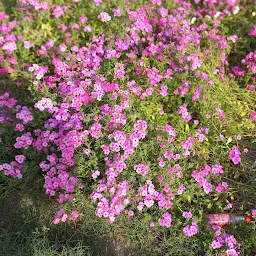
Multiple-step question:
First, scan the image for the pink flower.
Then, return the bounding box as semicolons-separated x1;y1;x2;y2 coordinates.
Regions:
252;209;256;216
159;212;172;228
53;218;60;225
249;26;256;36
158;85;168;97
134;163;149;176
137;202;144;211
98;12;111;22
113;7;122;17
216;182;228;193
250;111;256;121
149;221;155;227
52;6;66;19
84;148;91;155
61;214;68;222
216;108;225;120
84;25;92;32
93;0;102;6
177;185;186;195
183;211;193;218
15;123;24;132
128;210;134;216
192;86;203;101
229;146;241;165
229;35;238;43
203;181;213;194
232;66;245;77
79;16;88;23
15;155;26;164
71;210;79;218
247;84;255;91
211;239;223;249
34;98;53;111
92;170;100;179
244;148;249;153
227;203;233;209
211;164;223;176
177;104;192;122
150;0;162;5
183;222;198;237
236;135;242;140
24;40;34;49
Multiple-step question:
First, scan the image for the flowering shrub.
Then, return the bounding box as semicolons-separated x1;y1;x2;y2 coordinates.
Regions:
0;0;255;255
209;225;241;256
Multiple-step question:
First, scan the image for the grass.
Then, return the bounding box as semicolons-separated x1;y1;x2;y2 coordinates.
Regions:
0;0;17;15
0;179;137;256
0;191;98;256
0;165;101;256
0;1;256;256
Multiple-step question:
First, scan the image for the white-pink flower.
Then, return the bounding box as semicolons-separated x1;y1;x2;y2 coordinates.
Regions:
134;163;149;176
98;12;111;22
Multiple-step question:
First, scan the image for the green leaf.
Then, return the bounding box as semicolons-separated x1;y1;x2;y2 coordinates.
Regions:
185;124;190;132
226;137;232;145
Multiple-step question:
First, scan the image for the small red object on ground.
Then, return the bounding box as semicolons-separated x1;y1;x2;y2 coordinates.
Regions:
205;213;252;229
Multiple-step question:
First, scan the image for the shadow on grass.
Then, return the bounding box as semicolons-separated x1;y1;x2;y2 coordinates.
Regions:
1;0;17;15
0;185;97;256
220;9;256;68
0;170;138;256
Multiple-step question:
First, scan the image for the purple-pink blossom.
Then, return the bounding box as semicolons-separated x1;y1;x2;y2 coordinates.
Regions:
229;146;241;165
134;163;149;176
183;222;198;237
98;12;111;22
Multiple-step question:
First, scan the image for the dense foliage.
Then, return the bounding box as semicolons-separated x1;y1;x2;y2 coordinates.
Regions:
0;0;256;255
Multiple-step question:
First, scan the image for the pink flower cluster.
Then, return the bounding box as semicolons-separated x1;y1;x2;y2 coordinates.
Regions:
53;208;79;224
177;104;192;122
181;136;195;157
98;12;111;22
215;182;228;193
159;212;172;228
0;92;17;109
14;132;33;149
173;80;190;97
34;98;54;111
232;66;245;77
229;146;241;165
250;111;256;121
192;164;225;194
28;64;49;80
211;226;240;256
18;0;50;12
183;222;198;237
36;39;55;56
183;211;193;218
249;26;256;37
134;163;149;176
216;108;226;120
16;106;33;124
0;155;25;179
242;51;256;74
135;180;172;213
52;5;67;19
